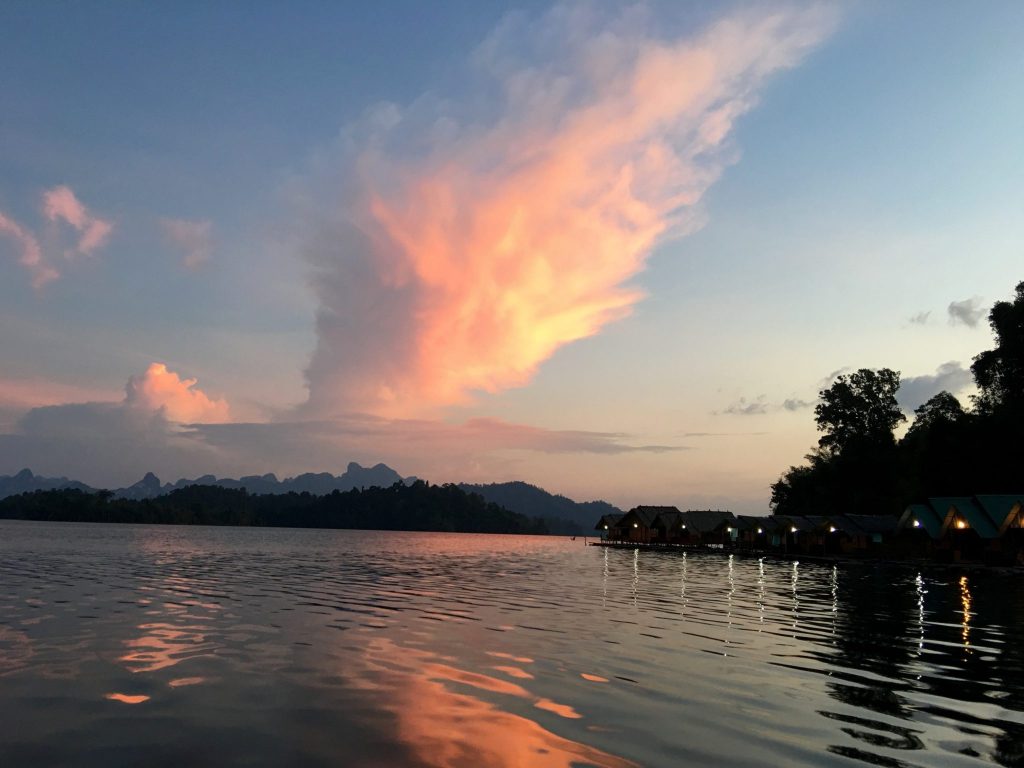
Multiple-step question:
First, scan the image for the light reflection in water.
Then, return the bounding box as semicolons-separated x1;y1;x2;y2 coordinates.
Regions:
631;548;639;607
960;575;972;654
757;558;765;629
724;554;735;655
915;572;926;658
353;637;636;768
105;692;149;704
791;560;800;636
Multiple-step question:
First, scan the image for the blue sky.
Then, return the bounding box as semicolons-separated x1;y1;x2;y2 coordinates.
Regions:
1;1;1021;509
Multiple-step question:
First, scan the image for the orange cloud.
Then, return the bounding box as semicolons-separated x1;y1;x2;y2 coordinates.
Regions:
125;363;230;424
305;5;835;417
0;211;58;289
43;184;113;256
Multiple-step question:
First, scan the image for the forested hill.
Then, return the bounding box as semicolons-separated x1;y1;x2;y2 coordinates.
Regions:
458;481;621;529
0;481;549;535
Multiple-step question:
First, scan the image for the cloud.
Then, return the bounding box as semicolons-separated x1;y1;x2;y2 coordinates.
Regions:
1;186;113;289
782;398;812;411
0;363;232;485
721;395;769;416
301;3;836;417
125;363;230;424
42;185;113;256
717;394;813;415
0;211;57;289
160;218;212;268
947;297;986;328
897;361;973;412
817;366;852;389
908;311;930;325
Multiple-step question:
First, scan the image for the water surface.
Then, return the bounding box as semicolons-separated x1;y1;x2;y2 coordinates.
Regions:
1;521;1022;767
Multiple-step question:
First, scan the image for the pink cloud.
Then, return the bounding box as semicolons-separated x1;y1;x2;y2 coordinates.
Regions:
304;4;836;417
160;217;212;269
0;375;118;411
0;211;58;289
42;185;113;256
125;363;230;424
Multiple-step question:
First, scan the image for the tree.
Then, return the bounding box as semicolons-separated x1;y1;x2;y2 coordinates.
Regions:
905;391;965;441
971;281;1024;414
814;368;905;454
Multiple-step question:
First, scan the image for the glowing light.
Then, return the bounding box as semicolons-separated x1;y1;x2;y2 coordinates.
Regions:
633;523;638;528
757;527;763;534
956;520;968;530
790;526;798;533
912;519;921;528
726;526;732;532
604;525;608;530
829;526;836;533
681;524;686;529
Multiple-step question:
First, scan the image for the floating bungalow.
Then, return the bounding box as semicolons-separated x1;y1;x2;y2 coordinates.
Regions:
896;495;1023;564
595;495;1023;565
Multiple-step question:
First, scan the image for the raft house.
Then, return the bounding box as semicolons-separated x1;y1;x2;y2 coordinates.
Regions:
594;496;1024;565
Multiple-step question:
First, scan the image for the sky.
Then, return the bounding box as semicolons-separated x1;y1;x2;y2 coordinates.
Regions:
1;1;1022;512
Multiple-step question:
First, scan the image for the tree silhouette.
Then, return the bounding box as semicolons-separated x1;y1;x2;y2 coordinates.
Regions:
971;280;1024;415
815;368;905;454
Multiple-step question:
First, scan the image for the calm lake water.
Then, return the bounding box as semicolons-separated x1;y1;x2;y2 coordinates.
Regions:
1;521;1023;767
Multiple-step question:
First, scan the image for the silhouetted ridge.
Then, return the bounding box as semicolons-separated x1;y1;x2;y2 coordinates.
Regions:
459;480;621;529
0;481;549;534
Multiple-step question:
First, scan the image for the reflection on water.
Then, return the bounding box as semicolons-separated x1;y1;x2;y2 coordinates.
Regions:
1;521;1023;767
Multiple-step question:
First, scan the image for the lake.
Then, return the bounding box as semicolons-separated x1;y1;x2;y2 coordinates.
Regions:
1;520;1022;767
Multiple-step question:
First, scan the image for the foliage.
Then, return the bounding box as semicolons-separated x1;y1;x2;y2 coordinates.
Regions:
814;368;905;454
772;278;1024;516
0;481;550;535
971;280;1024;415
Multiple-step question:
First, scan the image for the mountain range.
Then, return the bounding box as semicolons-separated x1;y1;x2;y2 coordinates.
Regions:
0;462;403;501
0;467;620;532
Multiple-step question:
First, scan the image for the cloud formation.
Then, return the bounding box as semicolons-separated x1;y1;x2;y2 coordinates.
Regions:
718;394;812;415
0;212;57;289
1;185;113;289
897;361;973;412
302;4;835;417
125;363;230;424
721;396;770;416
948;297;986;328
43;185;113;256
160;217;212;268
908;311;930;325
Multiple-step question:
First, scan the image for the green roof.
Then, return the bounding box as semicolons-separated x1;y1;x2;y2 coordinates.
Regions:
929;496;999;538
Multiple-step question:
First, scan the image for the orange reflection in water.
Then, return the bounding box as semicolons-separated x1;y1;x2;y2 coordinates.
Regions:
168;676;206;688
535;698;583;719
105;693;150;704
486;650;534;664
354;637;636;768
120;622;213;673
580;673;609;683
493;665;535;680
